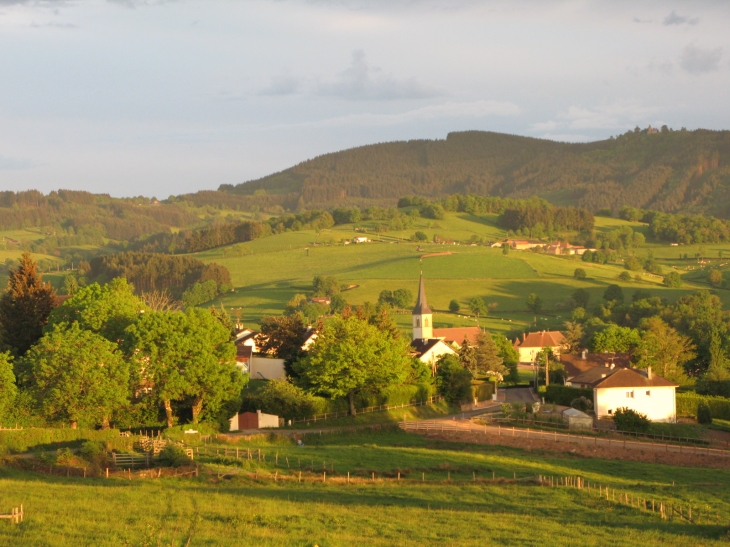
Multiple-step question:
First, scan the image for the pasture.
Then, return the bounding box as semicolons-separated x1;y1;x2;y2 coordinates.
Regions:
1;429;729;546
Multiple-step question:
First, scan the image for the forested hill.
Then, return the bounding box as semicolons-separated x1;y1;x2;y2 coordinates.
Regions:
217;128;730;217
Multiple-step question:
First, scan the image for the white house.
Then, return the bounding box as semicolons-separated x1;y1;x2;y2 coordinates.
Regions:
586;367;678;423
352;236;371;244
514;331;566;363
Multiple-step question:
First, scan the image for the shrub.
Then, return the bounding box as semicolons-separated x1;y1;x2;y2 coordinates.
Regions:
570;396;593;413
663;271;682;288
79;440;106;461
618;271;631;282
676;393;730;420
449;299;460;313
544;385;592;406
436;355;472;404
500;403;512;417
573;268;587;280
697;401;713;425
470;381;495;402
157;444;191;467
613;407;650;433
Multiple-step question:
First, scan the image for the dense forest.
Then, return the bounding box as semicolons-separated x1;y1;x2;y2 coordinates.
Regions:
214;128;730;218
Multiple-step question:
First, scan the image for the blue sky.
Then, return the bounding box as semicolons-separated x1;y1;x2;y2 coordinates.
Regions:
0;0;729;197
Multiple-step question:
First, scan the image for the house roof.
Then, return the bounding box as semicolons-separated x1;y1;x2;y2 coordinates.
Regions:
562;408;590;418
412;273;432;315
594;368;678;389
235;330;259;344
410;338;443;357
516;330;565;348
433;327;481;346
560;352;630;379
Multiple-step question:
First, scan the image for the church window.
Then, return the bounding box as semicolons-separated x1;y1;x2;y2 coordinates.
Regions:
425;318;429;327
415;318;420;327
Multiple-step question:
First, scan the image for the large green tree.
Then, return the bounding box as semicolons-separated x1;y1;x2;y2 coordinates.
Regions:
258;314;310;377
46;278;146;344
24;323;129;429
591;324;641;353
0;252;56;356
473;330;505;379
634;317;694;383
294;315;411;415
125;309;242;426
435;354;472;404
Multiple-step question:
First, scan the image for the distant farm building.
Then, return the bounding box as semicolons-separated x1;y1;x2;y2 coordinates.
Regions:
229;410;280;431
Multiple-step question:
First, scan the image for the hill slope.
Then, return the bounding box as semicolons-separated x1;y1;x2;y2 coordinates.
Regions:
218;129;730;217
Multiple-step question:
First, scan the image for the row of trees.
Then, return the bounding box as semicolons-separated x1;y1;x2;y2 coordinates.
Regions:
0;254;245;429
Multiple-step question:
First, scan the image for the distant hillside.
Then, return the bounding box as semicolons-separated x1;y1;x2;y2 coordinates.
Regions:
216;128;730;217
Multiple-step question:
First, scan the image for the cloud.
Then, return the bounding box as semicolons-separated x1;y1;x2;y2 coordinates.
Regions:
0;154;40;170
317;50;440;101
632;17;651;24
259;75;302;96
539;133;594;143
31;21;77;28
663;10;699;26
680;44;722;74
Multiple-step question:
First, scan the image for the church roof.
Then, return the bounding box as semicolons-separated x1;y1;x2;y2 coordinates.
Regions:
412;273;432;315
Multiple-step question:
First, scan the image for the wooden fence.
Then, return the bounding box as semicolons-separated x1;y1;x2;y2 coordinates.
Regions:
290;396;443;425
0;506;23;524
400;419;730;458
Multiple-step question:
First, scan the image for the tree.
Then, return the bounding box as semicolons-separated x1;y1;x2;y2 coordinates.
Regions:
663;271;682;288
572;288;590;309
25;323;129;429
294;316;411;415
473;330;505;379
329;294;348;314
0;352;17;421
391;288;413;309
142;289;181;312
562;321;584;353
526;293;543;313
312;275;340;297
492;333;519;384
618;271;631;282
61;274;78;296
634;317;694;383
413;231;428;242
458;336;477;374
258;314;310;377
591;324;640;353
603;284;624;304
377;290;393;308
449;299;461;313
502;244;510;255
468;297;488;321
573;268;586;280
435;354;472;404
697;401;713;424
0;252;57;356
708;269;723;286
47;278;146;345
125;309;242;426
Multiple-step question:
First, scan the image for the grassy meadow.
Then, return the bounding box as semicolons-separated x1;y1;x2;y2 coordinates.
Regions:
1;429;729;546
192;212;730;334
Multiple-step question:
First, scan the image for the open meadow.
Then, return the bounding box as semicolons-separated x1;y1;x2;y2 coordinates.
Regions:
1;429;729;546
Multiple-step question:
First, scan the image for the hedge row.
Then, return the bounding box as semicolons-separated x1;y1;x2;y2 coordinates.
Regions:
676;393;730;420
0;428;121;455
471;381;496;402
542;385;593;406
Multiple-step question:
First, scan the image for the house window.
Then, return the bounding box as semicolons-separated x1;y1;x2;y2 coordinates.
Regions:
608;409;613;415
646;390;651;396
625;391;634;399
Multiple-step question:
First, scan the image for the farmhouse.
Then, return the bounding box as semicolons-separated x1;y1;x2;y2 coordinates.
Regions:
409;274;456;371
432;326;481;348
571;366;677;423
513;330;566;363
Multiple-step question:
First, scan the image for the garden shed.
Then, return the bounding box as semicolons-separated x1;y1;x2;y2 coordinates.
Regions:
562;408;593;430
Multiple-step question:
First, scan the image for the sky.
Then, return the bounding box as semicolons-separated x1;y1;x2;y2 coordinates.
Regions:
0;0;729;198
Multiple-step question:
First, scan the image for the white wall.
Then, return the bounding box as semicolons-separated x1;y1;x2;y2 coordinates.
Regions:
257;412;280;429
249;357;286;380
518;346;560;363
594;386;676;423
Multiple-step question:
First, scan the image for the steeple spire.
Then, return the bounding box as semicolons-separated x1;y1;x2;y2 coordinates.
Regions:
412;271;432;315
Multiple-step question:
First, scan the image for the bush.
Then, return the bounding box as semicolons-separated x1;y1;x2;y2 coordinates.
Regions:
573;268;586;280
570;396;593;412
613;407;650;433
436;355;472;404
663;271;682;288
500;403;512;417
544;385;592;406
470;381;495;402
676;393;730;420
157;444;191;467
618;271;631;282
449;299;460;313
79;440;106;461
697;401;713;424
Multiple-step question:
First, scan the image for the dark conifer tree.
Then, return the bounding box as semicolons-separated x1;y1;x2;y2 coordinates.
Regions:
0;252;56;356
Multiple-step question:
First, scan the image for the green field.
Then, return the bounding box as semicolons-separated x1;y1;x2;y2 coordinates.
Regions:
1;430;729;546
190;212;726;333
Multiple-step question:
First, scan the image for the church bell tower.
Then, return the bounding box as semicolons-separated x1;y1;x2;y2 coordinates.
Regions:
412;272;433;340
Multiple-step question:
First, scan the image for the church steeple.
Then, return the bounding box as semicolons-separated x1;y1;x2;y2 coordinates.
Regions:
412;272;433;340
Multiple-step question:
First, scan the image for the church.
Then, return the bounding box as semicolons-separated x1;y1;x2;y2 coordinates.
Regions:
410;273;481;372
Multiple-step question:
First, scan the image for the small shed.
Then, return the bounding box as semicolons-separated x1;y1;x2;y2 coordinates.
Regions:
562;408;593;430
229;410;280;431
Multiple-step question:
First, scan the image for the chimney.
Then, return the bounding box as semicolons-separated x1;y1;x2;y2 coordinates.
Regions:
581;349;587;360
647;367;652;380
256;409;262;415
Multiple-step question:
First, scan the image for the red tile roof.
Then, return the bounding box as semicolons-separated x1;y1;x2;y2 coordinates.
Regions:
560;352;630;379
516;331;565;348
594;368;677;389
433;327;481;346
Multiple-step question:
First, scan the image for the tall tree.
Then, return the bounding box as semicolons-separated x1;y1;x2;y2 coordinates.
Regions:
258;314;310;377
469;297;488;322
25;323;129;429
0;252;56;356
562;321;585;353
458;336;477;372
473;330;505;379
634;317;695;383
294;316;411;415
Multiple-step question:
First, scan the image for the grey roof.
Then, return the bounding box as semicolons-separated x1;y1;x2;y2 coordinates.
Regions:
562;408;590;418
412;273;432;315
410;338;442;356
